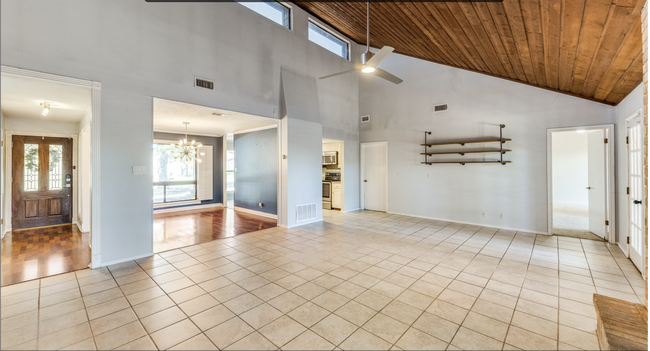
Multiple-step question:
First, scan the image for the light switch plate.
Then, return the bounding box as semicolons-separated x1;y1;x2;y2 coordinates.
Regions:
133;166;147;175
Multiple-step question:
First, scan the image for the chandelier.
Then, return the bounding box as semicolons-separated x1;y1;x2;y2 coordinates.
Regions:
169;122;204;163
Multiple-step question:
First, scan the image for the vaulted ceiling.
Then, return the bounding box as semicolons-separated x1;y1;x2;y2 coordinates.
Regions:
296;0;645;105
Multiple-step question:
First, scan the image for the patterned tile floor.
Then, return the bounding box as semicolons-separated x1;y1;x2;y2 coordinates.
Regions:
1;210;646;350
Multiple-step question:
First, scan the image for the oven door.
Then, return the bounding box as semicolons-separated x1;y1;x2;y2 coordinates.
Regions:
322;181;332;201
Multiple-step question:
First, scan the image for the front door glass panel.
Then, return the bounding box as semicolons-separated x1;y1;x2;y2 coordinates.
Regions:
24;143;39;191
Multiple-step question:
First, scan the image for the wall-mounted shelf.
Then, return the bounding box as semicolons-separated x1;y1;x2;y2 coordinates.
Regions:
420;138;512;147
421;149;511;156
422;124;511;165
422;161;513;165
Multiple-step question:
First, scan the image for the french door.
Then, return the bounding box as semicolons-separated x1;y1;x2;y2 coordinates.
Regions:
627;114;644;273
12;136;72;230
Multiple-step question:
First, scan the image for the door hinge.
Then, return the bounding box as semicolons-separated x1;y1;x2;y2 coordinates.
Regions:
1;141;3;147
627;187;630;195
1;219;3;225
626;136;629;144
604;138;608;144
605;220;609;226
627;237;630;244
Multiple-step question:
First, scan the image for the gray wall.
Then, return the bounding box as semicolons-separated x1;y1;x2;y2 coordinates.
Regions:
359;51;618;234
234;128;277;215
154;132;223;206
1;0;361;264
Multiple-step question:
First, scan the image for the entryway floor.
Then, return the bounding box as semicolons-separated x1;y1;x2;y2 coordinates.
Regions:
153;207;277;253
0;224;90;286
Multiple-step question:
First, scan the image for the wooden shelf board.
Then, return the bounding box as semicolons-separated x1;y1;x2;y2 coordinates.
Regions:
421;149;512;156
421;138;512;146
421;161;512;165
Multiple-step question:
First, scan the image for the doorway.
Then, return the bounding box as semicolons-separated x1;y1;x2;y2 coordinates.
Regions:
548;125;615;241
361;141;387;212
626;111;645;273
1;68;96;286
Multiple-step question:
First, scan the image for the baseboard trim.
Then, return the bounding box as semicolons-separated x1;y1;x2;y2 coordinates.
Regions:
234;206;278;220
288;218;323;228
386;211;548;236
100;252;154;267
342;208;361;213
154;203;223;214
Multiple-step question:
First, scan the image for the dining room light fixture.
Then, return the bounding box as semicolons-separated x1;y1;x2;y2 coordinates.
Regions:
41;102;51;116
169;122;204;163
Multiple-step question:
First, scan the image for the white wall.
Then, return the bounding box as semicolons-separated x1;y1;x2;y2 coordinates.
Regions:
615;84;644;250
552;131;589;207
5;116;79;134
359;52;617;234
1;0;360;263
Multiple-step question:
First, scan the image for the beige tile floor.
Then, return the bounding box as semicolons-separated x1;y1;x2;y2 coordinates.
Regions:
1;210;646;350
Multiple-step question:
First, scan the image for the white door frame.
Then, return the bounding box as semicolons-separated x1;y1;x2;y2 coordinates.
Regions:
360;141;388;212
1;65;102;269
625;109;645;267
546;124;616;242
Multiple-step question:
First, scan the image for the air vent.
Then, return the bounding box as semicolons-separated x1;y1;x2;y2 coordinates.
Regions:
361;115;370;123
296;203;317;222
195;77;214;90
434;103;448;113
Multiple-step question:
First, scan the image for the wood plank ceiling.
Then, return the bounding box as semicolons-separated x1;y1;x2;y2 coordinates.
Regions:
295;0;645;105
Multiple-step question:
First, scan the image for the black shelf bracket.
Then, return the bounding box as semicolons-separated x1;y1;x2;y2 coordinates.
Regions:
499;124;505;165
424;131;432;165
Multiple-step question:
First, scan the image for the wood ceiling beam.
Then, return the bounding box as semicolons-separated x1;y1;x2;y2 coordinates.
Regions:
541;0;562;89
485;1;530;82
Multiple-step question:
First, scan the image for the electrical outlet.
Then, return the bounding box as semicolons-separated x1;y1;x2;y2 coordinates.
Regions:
499;213;504;219
259;203;264;208
132;166;147;175
427;173;430;178
482;212;487;217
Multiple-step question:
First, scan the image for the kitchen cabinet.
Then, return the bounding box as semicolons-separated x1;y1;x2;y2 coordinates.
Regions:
332;182;342;209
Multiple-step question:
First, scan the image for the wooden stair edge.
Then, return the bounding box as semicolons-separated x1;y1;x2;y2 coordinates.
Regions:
593;293;648;351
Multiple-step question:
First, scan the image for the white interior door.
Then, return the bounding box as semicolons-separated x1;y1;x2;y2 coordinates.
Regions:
587;129;607;238
361;142;387;212
627;114;644;272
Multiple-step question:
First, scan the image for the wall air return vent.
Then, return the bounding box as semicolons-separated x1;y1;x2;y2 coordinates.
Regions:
434;103;448;113
361;115;370;123
195;77;214;90
296;203;317;222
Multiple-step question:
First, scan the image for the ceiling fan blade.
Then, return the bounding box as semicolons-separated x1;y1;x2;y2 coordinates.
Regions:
319;69;358;80
374;68;403;84
366;46;394;67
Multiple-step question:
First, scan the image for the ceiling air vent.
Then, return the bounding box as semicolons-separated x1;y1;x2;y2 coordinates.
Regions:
195;77;214;90
361;115;370;123
434;103;448;113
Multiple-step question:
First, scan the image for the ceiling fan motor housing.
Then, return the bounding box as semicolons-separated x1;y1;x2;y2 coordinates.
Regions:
361;51;374;65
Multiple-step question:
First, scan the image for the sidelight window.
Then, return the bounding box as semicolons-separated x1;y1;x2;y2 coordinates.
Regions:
153;143;197;203
49;145;63;190
24;144;39;191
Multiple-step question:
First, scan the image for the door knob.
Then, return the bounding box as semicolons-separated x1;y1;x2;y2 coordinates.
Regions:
586;187;591;190
633;200;642;205
364;180;367;182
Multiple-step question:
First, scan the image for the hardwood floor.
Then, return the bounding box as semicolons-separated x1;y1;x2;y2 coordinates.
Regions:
1;224;90;286
153;207;277;253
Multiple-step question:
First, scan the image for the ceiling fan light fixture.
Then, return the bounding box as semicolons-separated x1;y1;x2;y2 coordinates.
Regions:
361;65;376;73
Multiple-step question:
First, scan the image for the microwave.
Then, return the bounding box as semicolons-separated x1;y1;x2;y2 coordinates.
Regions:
322;151;338;165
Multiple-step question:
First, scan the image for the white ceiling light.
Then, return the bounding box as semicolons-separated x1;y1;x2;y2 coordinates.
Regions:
576;130;586;133
41;101;51;116
169;122;204;163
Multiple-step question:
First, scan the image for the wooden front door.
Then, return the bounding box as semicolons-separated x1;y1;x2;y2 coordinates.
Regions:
12;136;72;230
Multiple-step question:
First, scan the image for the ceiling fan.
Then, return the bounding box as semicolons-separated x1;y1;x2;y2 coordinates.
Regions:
319;1;403;84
